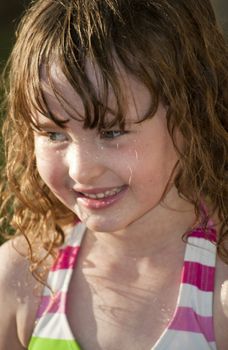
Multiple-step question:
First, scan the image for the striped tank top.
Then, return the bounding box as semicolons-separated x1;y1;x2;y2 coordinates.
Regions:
28;221;217;350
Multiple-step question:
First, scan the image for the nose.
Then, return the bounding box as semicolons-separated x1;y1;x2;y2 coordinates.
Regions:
66;142;105;185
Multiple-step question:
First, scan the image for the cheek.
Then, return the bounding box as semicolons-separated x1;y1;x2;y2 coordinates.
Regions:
128;138;178;187
36;159;63;189
34;143;67;190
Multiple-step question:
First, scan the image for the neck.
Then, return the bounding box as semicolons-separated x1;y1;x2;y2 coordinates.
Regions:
86;190;197;259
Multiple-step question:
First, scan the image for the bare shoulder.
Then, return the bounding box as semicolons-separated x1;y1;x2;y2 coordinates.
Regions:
220;269;228;317
0;238;43;349
214;253;228;349
210;210;228;349
216;256;228;314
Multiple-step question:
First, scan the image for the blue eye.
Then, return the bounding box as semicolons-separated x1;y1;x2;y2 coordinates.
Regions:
100;130;127;139
47;132;68;142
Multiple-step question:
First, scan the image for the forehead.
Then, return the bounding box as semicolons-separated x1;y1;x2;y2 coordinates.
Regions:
39;60;152;123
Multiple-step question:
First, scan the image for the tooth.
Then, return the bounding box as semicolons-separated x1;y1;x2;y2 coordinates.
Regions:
86;193;97;199
104;190;112;196
81;187;122;199
96;193;105;198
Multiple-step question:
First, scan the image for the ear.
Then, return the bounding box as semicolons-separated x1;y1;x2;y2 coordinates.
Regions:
221;280;228;318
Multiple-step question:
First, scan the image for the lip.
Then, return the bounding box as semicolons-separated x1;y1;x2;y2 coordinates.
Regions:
74;185;128;209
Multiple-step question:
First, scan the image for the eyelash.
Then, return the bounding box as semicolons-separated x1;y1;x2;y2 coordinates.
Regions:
100;130;128;139
46;132;68;142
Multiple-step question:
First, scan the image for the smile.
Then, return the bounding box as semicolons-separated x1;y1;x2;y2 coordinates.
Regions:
75;185;128;209
79;187;123;199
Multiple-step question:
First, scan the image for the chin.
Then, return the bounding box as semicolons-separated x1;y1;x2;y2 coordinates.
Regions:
80;215;125;233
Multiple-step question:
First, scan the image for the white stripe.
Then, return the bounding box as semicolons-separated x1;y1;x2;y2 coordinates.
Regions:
33;313;74;340
63;222;86;247
43;269;72;295
185;237;216;267
177;283;213;317
187;236;216;253
41;223;86;296
152;329;217;350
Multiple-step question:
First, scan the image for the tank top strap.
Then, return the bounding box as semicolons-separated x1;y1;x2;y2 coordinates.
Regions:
35;221;86;320
179;225;217;308
153;223;217;350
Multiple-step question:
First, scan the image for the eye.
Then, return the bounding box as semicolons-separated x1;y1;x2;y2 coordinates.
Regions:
47;132;68;142
100;130;127;139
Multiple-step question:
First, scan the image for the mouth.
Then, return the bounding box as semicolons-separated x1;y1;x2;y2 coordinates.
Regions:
78;186;124;199
74;185;128;209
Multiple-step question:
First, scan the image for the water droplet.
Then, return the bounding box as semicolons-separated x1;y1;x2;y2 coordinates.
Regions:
134;149;139;160
127;166;133;185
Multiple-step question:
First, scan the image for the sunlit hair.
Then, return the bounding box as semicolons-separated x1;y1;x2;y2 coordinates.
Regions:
0;0;227;280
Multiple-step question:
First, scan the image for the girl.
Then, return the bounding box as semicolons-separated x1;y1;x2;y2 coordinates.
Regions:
0;0;227;349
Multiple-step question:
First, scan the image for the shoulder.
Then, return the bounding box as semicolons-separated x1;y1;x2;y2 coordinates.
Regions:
0;238;28;349
210;211;228;349
0;238;44;349
0;237;32;292
214;254;228;349
0;238;27;301
216;256;228;315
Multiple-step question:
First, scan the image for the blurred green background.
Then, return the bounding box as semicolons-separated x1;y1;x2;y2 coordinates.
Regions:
0;1;31;71
0;1;30;243
0;1;30;163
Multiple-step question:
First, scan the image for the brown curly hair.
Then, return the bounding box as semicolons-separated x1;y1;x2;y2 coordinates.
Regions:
0;0;227;280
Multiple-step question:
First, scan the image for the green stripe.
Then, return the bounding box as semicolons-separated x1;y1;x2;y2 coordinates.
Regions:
28;336;82;350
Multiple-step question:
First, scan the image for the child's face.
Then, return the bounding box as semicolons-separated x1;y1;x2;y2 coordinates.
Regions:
33;63;180;232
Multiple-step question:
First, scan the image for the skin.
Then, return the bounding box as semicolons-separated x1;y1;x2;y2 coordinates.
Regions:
0;62;228;349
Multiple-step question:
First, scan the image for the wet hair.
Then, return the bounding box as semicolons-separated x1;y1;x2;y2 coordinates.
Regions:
0;0;227;278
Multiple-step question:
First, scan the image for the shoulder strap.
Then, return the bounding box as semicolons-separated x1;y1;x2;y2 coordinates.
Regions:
36;222;86;318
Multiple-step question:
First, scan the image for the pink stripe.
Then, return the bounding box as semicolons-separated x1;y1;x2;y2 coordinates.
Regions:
189;229;217;242
51;246;80;271
37;292;67;318
182;261;215;291
169;306;215;342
